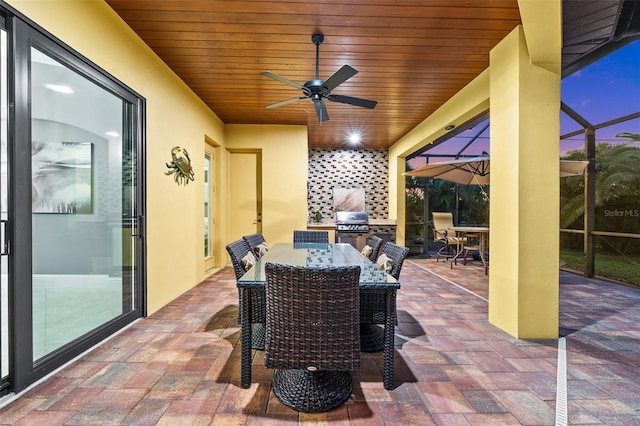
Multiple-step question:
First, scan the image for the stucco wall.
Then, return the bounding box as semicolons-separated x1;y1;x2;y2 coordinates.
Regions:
225;124;309;245
7;0;228;314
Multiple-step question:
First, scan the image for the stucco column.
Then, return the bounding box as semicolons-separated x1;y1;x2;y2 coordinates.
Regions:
488;25;561;338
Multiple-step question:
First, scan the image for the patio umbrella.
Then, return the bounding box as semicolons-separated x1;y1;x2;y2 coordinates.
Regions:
560;160;590;178
405;156;490;185
404;156;588;185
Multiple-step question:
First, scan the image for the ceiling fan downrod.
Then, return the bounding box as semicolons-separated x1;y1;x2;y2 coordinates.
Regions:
311;33;324;80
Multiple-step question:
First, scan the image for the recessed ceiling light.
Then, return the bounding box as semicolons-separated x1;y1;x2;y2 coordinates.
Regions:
45;84;74;94
445;124;456;131
348;132;361;144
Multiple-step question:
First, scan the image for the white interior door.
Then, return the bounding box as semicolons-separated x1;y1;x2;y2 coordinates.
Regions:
229;151;261;242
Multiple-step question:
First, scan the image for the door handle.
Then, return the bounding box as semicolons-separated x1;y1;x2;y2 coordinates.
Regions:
1;220;9;255
131;215;144;238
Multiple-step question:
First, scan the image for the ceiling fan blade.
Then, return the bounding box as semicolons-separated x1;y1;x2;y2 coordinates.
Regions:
322;65;358;91
313;99;329;122
265;96;307;109
327;94;377;109
261;71;309;94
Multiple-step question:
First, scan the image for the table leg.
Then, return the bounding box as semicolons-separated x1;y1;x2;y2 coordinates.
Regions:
479;233;488;275
383;290;396;390
450;231;464;268
240;288;252;388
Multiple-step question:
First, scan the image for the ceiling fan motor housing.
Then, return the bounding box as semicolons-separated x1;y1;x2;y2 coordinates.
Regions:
304;80;327;99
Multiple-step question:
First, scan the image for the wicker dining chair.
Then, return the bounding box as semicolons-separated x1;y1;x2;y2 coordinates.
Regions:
242;233;268;258
360;242;410;352
365;235;385;262
292;230;329;243
225;239;266;350
378;242;410;281
293;230;329;243
264;263;361;412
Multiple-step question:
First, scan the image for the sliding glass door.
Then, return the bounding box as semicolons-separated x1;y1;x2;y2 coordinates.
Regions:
1;24;8;394
0;11;145;393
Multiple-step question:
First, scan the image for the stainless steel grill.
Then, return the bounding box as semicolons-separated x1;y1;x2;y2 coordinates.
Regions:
335;211;369;233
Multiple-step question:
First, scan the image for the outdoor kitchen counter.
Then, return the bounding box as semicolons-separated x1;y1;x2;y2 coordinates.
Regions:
307;218;397;228
307;219;397;246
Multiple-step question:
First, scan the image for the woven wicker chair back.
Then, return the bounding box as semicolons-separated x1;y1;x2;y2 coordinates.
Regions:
225;239;256;281
242;233;266;255
226;239;266;325
379;242;410;280
292;230;329;243
367;236;384;261
264;263;361;371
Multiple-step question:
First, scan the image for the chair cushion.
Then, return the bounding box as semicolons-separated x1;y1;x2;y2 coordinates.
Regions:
254;242;269;257
376;253;394;274
361;244;373;257
241;252;256;271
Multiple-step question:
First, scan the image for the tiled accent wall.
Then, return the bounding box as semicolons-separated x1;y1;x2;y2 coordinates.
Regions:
307;149;389;220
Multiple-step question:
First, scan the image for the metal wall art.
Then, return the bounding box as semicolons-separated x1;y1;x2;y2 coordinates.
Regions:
165;146;194;185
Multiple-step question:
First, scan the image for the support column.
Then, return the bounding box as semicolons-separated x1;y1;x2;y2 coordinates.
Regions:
584;128;596;277
488;24;561;339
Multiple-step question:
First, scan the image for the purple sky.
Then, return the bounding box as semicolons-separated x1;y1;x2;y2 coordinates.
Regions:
560;40;639;153
409;40;640;169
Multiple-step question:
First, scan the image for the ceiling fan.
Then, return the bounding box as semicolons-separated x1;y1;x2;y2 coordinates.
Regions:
261;33;377;122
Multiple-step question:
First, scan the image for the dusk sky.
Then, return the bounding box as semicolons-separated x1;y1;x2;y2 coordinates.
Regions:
410;40;639;168
560;39;639;153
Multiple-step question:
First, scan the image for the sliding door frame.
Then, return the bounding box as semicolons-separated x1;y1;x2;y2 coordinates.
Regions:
3;6;146;393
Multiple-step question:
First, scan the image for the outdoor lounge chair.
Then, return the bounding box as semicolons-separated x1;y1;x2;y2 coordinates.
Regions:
432;212;464;262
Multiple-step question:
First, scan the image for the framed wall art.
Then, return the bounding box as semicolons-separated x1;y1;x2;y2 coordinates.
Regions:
32;141;93;214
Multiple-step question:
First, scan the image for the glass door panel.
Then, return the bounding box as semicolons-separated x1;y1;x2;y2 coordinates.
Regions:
1;27;8;385
204;153;211;257
204;146;215;271
30;47;136;360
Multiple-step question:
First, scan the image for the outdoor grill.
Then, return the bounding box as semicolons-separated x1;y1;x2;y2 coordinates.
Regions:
335;211;370;233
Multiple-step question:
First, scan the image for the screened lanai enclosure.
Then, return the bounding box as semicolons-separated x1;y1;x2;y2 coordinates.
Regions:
558;40;640;285
405;39;640;287
405;114;490;257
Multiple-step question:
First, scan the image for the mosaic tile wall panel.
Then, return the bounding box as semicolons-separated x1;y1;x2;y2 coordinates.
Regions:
307;149;389;220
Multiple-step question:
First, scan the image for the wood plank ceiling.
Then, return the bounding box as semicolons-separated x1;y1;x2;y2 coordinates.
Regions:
105;0;522;149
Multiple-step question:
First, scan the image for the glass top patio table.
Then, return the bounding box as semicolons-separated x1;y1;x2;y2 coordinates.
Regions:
237;242;400;390
238;242;400;289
